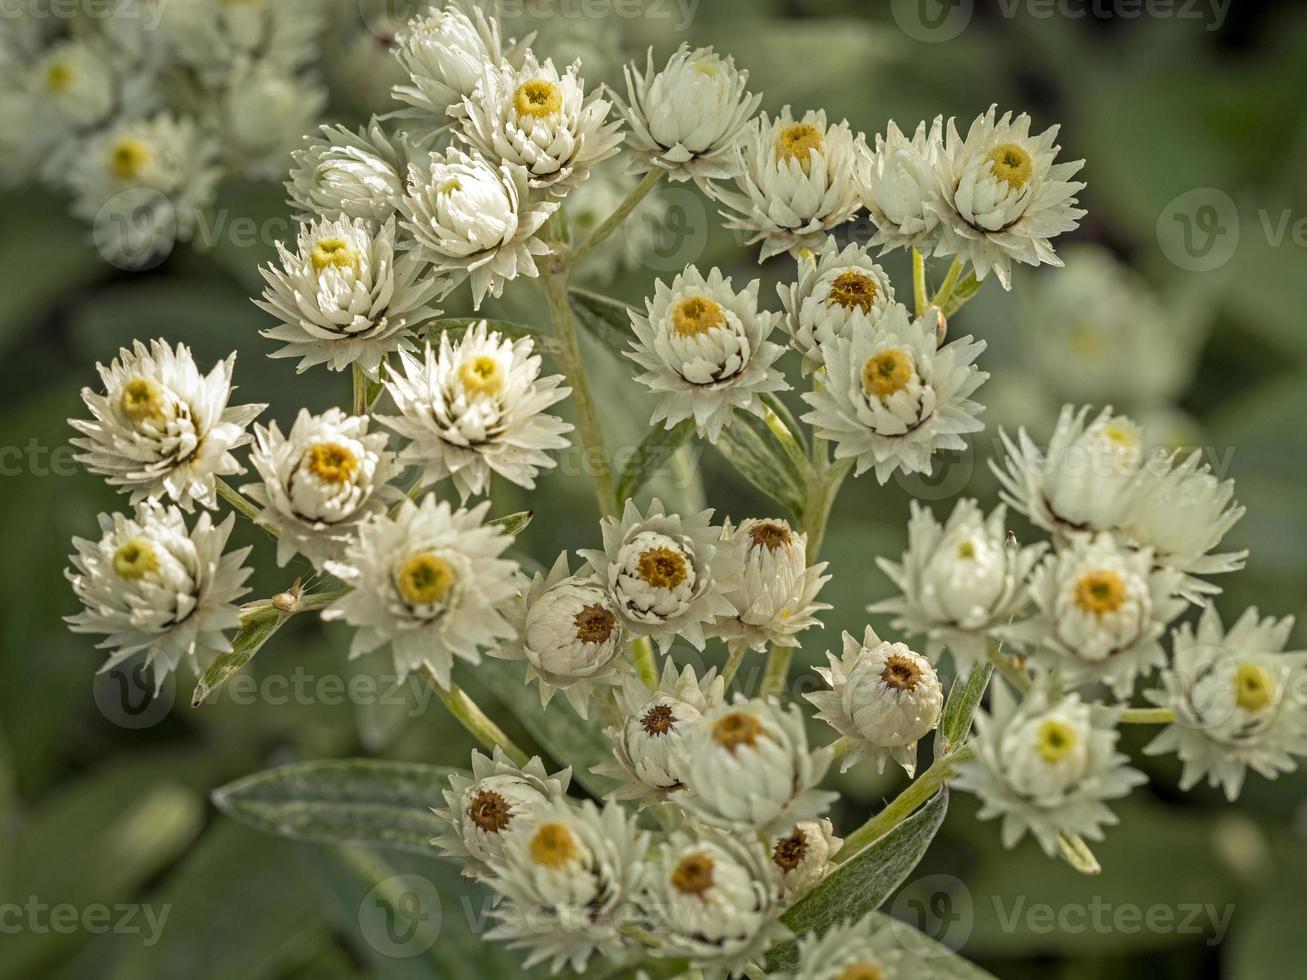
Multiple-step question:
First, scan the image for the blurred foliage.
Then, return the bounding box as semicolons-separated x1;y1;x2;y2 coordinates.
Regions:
3;1;1307;977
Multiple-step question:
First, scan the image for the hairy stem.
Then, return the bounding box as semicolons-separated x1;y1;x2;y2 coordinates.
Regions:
758;646;792;702
571;169;663;262
631;635;659;690
930;255;967;310
215;477;276;537
912;247;928;316
421;666;529;766
721;641;749;688
352;363;369;416
1119;707;1175;725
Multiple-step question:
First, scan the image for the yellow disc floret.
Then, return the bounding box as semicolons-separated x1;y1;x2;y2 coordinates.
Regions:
109;138;151;182
529;822;580;868
861;348;914;399
712;710;764;753
984;142;1033;189
671;851;715;896
827;270;879;313
1074;570;1127;616
1036;718;1079;763
112;536;159;580
513;79;563;119
303;442;359;485
836;965;884;980
458;355;503;396
395;553;456;606
310;237;358;273
776;122;824;168
119;377;170;426
45;60;74;94
671;296;726;337
636;546;688;589
1235;663;1275;712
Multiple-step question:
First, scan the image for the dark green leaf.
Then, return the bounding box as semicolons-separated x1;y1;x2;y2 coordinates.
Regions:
936;661;993;753
568;287;637;360
616;418;697;501
486;509;534;536
715;413;808;517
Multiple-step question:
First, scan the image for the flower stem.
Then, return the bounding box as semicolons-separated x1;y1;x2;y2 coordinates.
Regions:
722;641;749;688
631;635;659;690
1119;707;1174;725
544;265;617;518
930;256;967;310
834;743;975;864
986;636;1031;693
911;247;928;316
758;646;792;702
352;363;369;416
215;477;277;538
761;402;808;472
420;666;529;766
802;457;852;564
571;169;663;262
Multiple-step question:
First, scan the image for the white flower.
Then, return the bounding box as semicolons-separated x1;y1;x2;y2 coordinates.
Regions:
400;145;557;308
993;405;1147;536
782;912;905;980
487;798;647;974
433;748;571;879
801;302;987;483
458;51;623;197
71;340;264;511
593;661;726;806
378;322;572;499
861;117;944;255
287;120;407;225
626;266;789;442
564;161;670;283
708;107;869;260
928;105;1086;289
1146;605;1307;801
955;684;1145;856
495;553;625;717
642;829;789;979
779;237;897;374
164;0;324;83
769;818;842;902
323;496;517;685
391;2;520;135
1118;450;1246;604
677;696;836;835
617;44;760;182
67;114;221;266
871;499;1046;670
220;60;327;181
256;216;442;379
243;408;403;570
805;627;943;776
31;39;121;129
578;498;741;653
710;518;830;652
1006;532;1185;698
65;501;251;685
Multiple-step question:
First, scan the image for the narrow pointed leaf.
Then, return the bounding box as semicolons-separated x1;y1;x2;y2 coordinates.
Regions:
617;418;697;501
716;413;808;517
569;287;637;359
486;509;534;536
191;611;287;707
936;661;994;753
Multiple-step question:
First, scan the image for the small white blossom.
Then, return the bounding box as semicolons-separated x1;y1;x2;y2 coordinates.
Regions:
219;61;327;182
378;321;572;499
617;44;760;182
871;499;1046;670
256;216;443;378
769;818;842;902
243;408;402;569
677;696;836;835
928;105;1086;289
433;748;571;879
642;829;789;980
458;51;622;197
1005;532;1185;698
955;684;1145;856
593;661;726;806
323;496;517;685
805;627;943;776
66;501;251;686
801;302;988;483
710;518;830;652
782;912;906;980
164;0;324;83
400;145;557;308
708;107;869;260
1146;605;1307;801
779;237;896;375
861;117;944;255
71;340;264;511
495;553;625;717
626;266;789;443
578;498;741;653
487;798;647;974
287;120;407;225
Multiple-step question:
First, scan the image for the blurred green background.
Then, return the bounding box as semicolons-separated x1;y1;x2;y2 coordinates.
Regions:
4;1;1307;977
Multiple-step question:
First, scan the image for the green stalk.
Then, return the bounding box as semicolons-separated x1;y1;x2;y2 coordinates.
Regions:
631;635;659;690
758;646;792;702
930;255;967;310
571;169;663;262
721;641;749;688
986;636;1032;693
216;477;277;538
1119;707;1174;725
421;666;529;766
911;247;928;316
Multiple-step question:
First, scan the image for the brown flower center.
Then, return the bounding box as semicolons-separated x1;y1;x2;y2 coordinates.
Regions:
772;828;809;872
636;546;688;589
827;270;878;313
712;711;764;753
467;789;513;834
641;703;676;736
574;602;616;644
671;852;715;896
881;654;923;691
748;521;793;552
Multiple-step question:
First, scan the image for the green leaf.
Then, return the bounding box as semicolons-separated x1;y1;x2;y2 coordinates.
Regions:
715;413;808;517
941;271;984;317
568;287;637;360
191;611;288;707
765;788;949;972
616;418;697;501
936;662;993;753
486;509;534;537
212;759;455;854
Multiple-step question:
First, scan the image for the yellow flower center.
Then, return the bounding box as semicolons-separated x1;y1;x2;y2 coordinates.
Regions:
119;377;169;425
303;441;359;485
1074;570;1127;616
1101;421;1138;448
1036;719;1079;763
693;60;720;78
861;348;914;399
837;964;885;980
712;710;764;753
985;142;1033;189
45;60;74;93
395;553;455;606
109;138;150;181
438;177;463;195
636;546;688;589
529;822;580;868
827;270;879;313
957;540;977;559
881;653;923;691
112;536;159;580
513;79;562;119
776;122;824;168
458;355;503;396
310;237;358;273
670;295;726;337
1235;663;1275;711
671;851;716;896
